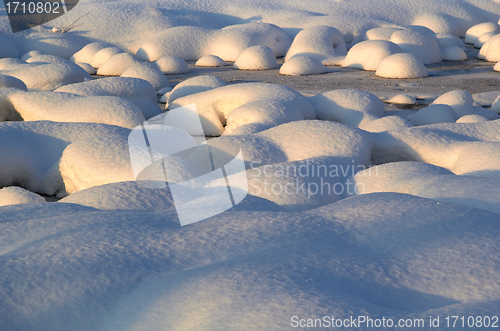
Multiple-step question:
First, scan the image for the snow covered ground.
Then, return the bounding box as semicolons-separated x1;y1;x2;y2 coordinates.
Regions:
1;0;500;330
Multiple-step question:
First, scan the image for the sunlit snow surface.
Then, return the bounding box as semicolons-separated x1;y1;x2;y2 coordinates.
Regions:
1;0;500;329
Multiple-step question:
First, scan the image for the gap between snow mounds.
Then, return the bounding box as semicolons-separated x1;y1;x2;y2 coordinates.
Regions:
3;193;499;329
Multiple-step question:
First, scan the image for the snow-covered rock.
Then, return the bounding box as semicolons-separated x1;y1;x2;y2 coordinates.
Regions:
54;77;162;119
0;186;46;206
352;161;500;213
96;53;142;76
407;104;458;125
478;34;500;62
390;29;442;64
0;60;91;90
375;53;428;79
364;27;403;41
359;115;413;132
456;114;489;123
433;89;500;119
465;22;500;45
154;56;189;74
6;91;146;129
475;32;495;48
412;13;464;37
75;62;96;75
167;75;226;106
89;47;124;69
69;42;115;63
121;63;170;90
279;56;328;76
309;89;384;127
387;94;417;104
436;33;466;49
233;45;279;70
442;46;467;61
136;23;292;62
170;83;315;135
0;75;27;90
20;50;43;62
342;40;403;71
284;26;347;65
195;55;227;67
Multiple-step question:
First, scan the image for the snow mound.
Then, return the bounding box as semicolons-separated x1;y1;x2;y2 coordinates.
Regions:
0;121;134;195
154;56;189;74
390;29;442;64
371;119;500;176
309;89;384;127
478;34;500;62
412;13;464;37
89;47;124;69
387;94;417;104
96;53;142;76
54;77;162;119
136;23;291;62
442;46;467;61
456;114;489;123
6;91;145;129
407;104;458;125
121;63;170;90
436;33;466;49
279;56;328;76
170;83;315;135
0;75;27;90
364;27;403;41
352;161;500;214
69;42;114;63
20;50;43;62
167;75;226;106
359;116;413;132
233;46;279;70
342;40;403;71
465;22;500;45
75;62;96;75
0;186;45;206
284;26;347;65
375;53;428;79
475;32;495;48
0;35;20;58
432;89;499;119
0;60;91;90
494;61;500;72
195;55;227;67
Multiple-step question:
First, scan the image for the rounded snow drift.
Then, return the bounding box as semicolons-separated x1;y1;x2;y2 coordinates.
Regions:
442;46;467;61
342;40;403;71
475;32;495;49
456;114;489;123
390;29;442;64
0;186;46;206
121;63;170;90
479;34;500;62
97;53;141;76
233;45;279;70
375;53;428;79
155;56;189;74
279;56;328;76
465;22;500;45
195;55;227;67
412;13;463;37
407;104;457;125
